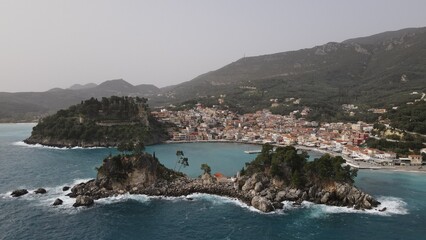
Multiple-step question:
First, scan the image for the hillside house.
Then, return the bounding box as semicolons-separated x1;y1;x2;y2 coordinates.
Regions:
409;155;423;166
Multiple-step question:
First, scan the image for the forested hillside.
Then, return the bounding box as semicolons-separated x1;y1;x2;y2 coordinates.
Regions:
24;96;169;147
158;27;426;124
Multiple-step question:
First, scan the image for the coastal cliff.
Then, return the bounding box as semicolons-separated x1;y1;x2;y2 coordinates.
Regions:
24;96;170;148
69;146;380;212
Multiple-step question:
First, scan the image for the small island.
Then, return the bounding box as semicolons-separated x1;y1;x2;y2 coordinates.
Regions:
24;96;170;148
68;144;380;213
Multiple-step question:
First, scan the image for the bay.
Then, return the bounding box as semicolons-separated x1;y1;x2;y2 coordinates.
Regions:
0;123;425;240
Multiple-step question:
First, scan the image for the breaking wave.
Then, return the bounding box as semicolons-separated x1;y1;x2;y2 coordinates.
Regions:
0;178;93;213
12;141;106;150
282;196;408;218
1;177;408;217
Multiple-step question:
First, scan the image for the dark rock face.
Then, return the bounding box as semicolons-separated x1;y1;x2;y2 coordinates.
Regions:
62;186;70;191
34;188;47;194
73;195;94;207
69;154;380;213
11;189;28;197
53;198;63;206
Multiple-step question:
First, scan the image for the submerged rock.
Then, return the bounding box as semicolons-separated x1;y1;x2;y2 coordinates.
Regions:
11;189;28;197
53;198;63;206
34;188;47;194
62;186;70;191
73;195;94;207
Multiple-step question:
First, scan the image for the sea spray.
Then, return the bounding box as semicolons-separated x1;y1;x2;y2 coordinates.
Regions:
13;141;107;150
301;197;408;218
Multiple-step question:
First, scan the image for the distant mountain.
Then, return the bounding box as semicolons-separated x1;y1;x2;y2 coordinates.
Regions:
94;79;134;93
135;84;161;94
2;26;426;123
0;79;160;122
68;83;97;90
343;27;422;45
156;27;426;121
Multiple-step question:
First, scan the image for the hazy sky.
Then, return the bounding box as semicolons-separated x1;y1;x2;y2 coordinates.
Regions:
1;0;426;92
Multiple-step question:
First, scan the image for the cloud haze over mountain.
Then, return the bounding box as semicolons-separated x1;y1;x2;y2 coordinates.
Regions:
1;0;426;92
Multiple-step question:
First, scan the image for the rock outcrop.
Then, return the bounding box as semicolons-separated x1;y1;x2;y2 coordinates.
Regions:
34;188;47;194
73;195;94;207
69;153;380;212
11;189;28;197
251;196;274;212
53;198;63;206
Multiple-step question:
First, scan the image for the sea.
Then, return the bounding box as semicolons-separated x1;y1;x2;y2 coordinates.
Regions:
0;123;425;240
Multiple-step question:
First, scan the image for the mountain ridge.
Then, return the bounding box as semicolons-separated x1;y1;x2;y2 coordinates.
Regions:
0;79;160;122
68;83;98;90
1;26;426;122
155;26;426;122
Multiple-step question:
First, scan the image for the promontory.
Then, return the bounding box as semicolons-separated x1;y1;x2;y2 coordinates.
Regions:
24;96;170;148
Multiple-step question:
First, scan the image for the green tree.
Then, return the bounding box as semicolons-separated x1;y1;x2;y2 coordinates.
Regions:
201;163;211;174
174;150;184;171
178;157;189;172
117;142;134;153
239;166;246;176
291;170;304;188
305;154;357;184
133;141;145;156
260;143;274;166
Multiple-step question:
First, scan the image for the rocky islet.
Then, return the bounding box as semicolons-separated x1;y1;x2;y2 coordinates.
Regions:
66;152;380;212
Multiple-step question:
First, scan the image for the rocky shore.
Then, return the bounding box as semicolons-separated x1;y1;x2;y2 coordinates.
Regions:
23;134;166;148
66;153;381;213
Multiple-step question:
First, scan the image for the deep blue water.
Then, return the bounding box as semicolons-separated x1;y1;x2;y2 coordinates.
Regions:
1;123;425;240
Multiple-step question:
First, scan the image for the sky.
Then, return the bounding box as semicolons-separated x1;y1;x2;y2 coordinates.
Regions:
1;0;426;92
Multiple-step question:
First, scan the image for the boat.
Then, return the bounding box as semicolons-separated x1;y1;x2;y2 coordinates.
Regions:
244;150;262;154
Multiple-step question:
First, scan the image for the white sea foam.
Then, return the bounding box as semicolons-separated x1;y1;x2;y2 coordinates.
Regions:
1;178;409;217
68;178;94;186
189;193;250;207
30;178;96;214
52;190;277;214
280;196;409;218
0;191;13;199
12;141;106;150
374;196;409;215
97;193;151;205
0;178;94;213
185;193;285;214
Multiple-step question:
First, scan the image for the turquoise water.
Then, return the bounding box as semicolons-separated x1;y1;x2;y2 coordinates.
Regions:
0;123;425;239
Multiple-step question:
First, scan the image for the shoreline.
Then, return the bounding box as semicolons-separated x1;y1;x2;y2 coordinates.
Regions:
295;145;426;174
21;138;426;174
0;122;37;124
163;140;426;174
66;152;381;213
